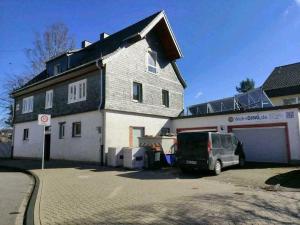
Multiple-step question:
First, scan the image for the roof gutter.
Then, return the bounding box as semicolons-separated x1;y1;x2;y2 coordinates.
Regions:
171;61;187;88
11;60;97;97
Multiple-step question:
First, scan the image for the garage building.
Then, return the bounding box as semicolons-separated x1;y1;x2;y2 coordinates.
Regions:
172;105;300;164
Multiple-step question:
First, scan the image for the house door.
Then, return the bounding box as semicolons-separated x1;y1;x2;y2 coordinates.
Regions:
131;127;145;147
44;134;51;161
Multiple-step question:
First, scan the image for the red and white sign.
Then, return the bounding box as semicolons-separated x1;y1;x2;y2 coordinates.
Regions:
38;114;51;126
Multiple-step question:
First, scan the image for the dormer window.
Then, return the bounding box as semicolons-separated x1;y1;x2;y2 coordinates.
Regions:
54;64;61;75
147;50;157;74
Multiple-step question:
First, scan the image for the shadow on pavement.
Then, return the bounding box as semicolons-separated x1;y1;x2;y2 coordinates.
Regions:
265;169;300;189
55;193;300;225
232;162;293;169
116;168;208;180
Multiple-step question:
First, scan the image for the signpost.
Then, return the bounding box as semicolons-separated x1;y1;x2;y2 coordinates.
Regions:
38;114;51;169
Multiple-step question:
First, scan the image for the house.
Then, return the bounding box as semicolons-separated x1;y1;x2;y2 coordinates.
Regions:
0;128;12;143
263;62;300;106
11;11;186;163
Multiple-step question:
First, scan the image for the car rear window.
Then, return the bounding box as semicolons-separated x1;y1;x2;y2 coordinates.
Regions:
211;133;221;148
221;135;233;148
178;132;208;152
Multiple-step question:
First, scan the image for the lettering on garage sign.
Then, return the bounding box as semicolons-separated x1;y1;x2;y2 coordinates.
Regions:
228;111;294;123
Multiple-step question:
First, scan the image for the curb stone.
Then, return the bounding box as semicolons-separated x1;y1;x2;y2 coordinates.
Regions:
0;165;40;225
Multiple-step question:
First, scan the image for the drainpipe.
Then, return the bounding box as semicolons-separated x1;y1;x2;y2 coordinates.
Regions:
11;101;15;159
96;59;105;166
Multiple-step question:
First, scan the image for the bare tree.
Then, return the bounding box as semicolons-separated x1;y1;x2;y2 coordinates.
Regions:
0;22;75;128
26;22;75;75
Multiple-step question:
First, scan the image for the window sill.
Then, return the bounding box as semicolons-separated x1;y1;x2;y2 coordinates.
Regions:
132;100;142;103
68;98;86;104
22;111;33;114
72;135;81;138
146;70;158;75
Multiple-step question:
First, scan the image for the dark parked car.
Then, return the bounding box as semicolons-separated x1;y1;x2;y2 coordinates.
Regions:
177;131;245;175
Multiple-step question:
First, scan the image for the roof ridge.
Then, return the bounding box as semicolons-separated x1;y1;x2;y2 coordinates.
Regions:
68;11;162;54
275;61;300;69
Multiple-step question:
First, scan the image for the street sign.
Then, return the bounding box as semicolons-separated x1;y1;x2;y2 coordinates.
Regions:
38;114;51;126
38;114;51;170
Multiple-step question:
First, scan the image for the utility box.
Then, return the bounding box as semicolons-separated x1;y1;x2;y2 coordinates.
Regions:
107;147;123;167
123;147;145;169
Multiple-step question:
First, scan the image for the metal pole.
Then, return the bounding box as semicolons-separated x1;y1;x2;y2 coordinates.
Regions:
42;125;45;170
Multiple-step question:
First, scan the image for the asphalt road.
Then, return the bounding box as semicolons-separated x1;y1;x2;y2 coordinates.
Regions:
0;167;33;225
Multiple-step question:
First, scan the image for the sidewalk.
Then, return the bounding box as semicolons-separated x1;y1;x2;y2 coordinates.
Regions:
0;159;299;225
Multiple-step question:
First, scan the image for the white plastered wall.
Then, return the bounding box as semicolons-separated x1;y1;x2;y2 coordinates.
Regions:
13;110;103;162
104;110;170;153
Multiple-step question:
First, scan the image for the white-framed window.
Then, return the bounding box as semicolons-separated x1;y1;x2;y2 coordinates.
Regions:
68;79;87;104
146;50;158;74
59;122;65;139
162;90;169;107
283;97;300;105
23;128;29;141
45;90;53;109
133;82;143;102
54;64;61;75
72;122;81;137
22;96;34;114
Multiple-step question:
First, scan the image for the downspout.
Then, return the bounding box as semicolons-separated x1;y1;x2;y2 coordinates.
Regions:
96;59;105;165
11;100;15;159
96;59;104;109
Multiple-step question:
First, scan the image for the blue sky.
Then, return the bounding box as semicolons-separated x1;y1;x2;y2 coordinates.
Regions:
1;0;300;110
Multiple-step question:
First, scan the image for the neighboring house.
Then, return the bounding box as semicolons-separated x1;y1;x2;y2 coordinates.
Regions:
263;62;300;106
11;11;186;163
0;128;12;143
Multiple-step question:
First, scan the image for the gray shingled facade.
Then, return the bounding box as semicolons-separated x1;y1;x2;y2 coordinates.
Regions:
105;31;184;118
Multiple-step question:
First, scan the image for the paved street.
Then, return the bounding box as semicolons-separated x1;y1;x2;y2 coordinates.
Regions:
0;167;33;225
0;160;299;225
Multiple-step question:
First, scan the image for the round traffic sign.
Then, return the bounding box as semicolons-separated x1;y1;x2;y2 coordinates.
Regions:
41;115;49;123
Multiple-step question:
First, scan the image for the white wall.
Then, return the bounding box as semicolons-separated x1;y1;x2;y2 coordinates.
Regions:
14;121;44;158
14;111;103;162
104;110;170;152
172;108;300;161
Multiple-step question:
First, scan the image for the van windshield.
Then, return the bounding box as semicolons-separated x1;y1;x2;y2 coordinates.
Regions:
177;132;208;159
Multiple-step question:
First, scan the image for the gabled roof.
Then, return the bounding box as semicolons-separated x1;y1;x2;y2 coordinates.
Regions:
262;62;300;97
14;10;185;94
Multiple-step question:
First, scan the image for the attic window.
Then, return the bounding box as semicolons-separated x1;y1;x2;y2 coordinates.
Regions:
54;64;62;75
147;50;157;74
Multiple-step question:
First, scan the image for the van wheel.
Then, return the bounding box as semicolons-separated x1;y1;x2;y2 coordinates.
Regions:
239;156;245;167
214;160;222;175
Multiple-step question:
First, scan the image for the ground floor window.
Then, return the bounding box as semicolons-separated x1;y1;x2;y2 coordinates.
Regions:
72;122;81;137
23;128;29;140
59;122;65;139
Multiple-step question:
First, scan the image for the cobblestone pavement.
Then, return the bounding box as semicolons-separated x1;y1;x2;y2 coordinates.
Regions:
0;160;299;225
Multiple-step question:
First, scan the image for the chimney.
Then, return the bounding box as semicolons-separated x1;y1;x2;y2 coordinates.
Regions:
81;40;92;48
100;32;109;40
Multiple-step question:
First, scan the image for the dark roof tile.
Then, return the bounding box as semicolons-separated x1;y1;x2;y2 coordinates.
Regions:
263;62;300;90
